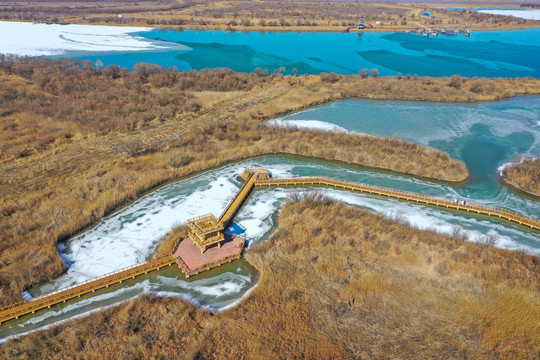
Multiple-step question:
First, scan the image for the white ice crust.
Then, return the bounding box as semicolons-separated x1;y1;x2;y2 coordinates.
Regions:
0;21;186;56
476;9;540;21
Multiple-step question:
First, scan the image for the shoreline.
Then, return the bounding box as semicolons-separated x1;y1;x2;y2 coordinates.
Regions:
2;18;538;34
499;157;540;199
500;177;540;200
4;198;538;358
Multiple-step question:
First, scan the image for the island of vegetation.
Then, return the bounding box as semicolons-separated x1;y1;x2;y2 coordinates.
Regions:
3;195;538;359
1;55;540;308
501;156;540;198
1;0;538;32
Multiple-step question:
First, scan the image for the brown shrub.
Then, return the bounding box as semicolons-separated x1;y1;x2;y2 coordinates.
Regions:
501;156;540;197
2;199;538;359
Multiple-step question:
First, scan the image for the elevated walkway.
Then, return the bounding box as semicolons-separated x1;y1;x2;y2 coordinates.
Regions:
0;256;175;325
219;168;270;227
254;176;540;231
2;167;538;325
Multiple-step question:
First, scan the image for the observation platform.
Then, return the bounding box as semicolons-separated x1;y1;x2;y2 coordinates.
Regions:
172;233;245;278
188;213;225;254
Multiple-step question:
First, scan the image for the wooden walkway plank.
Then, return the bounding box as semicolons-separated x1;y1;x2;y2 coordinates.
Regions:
219;173;257;226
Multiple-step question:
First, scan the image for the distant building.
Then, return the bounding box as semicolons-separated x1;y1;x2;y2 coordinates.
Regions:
358;18;365;29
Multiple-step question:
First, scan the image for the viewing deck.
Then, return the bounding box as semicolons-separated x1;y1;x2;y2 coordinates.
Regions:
172;234;245;278
188;213;225;254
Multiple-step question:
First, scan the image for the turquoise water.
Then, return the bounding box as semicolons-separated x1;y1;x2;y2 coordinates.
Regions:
63;27;540;77
281;95;540;197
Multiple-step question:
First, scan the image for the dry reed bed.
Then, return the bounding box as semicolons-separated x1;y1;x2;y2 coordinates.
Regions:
501;157;540;198
0;57;539;307
6;0;535;32
3;197;538;359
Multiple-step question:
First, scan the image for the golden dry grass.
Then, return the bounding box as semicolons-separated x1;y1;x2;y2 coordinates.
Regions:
3;196;538;359
0;58;539;309
501;157;540;198
153;224;188;259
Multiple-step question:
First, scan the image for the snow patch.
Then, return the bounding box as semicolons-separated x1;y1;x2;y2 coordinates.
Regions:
475;9;540;21
498;154;539;176
267;118;350;133
0;21;188;56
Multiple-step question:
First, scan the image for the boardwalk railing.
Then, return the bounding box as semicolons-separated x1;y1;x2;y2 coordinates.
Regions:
0;256;175;324
254;176;540;231
219;173;257;226
177;253;243;278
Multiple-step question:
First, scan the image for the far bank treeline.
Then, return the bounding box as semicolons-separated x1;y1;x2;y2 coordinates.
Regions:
0;0;535;32
0;55;539;306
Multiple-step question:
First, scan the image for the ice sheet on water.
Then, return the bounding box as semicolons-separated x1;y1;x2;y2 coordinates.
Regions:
7;158;538;341
191;280;246;297
4;268;255;341
217;282;259;312
277;98;540;154
34;155;538;299
267;118;349;133
237;186;539;254
236;188;289;240
153;271;254;299
0;21;188;56
36;167;247;293
475;9;540;21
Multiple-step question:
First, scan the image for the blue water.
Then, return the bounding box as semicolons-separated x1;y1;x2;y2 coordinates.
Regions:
62;27;540;77
281;95;540;198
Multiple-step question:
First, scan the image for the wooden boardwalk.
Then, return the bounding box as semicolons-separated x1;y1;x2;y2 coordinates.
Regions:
2;168;538;325
0;256;175;325
254;176;540;231
219;172;257;226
